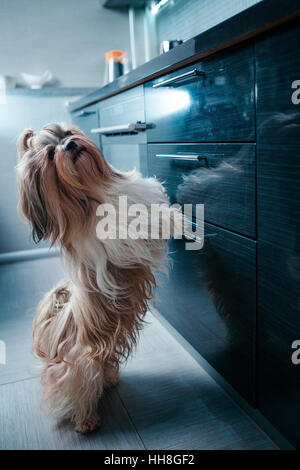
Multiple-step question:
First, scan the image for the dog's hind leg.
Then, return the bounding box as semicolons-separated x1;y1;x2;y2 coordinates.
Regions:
33;281;104;433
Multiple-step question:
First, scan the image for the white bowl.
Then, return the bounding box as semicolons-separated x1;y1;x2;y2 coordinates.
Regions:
21;70;53;89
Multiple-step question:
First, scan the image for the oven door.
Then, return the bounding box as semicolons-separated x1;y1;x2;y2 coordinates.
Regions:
102;142;148;176
91;85;147;175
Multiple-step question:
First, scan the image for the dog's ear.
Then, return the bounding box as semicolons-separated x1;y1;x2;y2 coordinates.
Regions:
17;128;35;158
18;169;49;243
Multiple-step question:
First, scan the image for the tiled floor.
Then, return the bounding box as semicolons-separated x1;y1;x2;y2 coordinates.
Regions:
0;256;277;450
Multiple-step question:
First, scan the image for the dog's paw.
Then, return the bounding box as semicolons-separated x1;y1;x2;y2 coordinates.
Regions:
75;417;100;434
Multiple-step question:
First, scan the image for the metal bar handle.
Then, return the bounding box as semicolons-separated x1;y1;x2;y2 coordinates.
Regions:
152;69;205;88
156;154;208;164
91;122;146;135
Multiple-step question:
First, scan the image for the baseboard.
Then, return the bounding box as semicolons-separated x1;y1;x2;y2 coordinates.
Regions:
150;305;295;450
0;247;60;265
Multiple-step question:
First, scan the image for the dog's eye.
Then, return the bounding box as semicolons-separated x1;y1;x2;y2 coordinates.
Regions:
65;131;73;136
48;148;55;161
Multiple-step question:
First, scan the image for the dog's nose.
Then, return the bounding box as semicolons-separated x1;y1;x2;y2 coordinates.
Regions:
65;140;78;151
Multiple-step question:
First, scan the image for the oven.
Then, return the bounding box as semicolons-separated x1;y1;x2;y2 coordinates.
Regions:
90;85;148;176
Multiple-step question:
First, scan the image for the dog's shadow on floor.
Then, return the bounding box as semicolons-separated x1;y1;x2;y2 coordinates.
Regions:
116;372;239;429
55;371;245;443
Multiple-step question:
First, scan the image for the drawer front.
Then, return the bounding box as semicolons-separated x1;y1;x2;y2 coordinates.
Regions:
154;224;256;404
148;143;256;237
145;46;255;143
71;103;101;147
99;85;146;145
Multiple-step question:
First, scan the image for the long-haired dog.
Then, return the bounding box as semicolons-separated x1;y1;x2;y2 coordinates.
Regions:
16;123;182;433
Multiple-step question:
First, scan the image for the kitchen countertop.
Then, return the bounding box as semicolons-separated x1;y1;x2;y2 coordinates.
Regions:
4;87;95;97
68;0;300;113
0;86;95;99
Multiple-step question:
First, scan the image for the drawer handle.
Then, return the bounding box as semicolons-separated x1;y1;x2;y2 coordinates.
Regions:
77;110;97;117
152;69;205;88
156;154;209;166
91;122;146;136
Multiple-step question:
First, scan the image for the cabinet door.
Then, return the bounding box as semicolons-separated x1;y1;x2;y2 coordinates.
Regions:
256;24;300;447
71;103;101;148
145;46;255;143
154;224;256;404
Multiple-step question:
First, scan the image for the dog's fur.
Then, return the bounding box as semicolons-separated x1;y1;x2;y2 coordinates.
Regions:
16;123;180;433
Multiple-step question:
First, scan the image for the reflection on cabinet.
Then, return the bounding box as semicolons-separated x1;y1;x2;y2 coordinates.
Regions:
148;143;256;237
256;24;300;448
154;224;256;404
145;47;255;143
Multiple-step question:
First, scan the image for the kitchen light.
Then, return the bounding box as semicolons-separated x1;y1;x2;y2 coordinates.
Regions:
151;0;169;15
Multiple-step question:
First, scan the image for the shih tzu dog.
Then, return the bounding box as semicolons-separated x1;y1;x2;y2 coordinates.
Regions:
16;123;183;433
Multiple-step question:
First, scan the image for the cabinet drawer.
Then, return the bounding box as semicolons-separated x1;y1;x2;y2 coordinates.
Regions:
154;224;256;404
71;103;100;147
145;47;255;143
148;143;256;237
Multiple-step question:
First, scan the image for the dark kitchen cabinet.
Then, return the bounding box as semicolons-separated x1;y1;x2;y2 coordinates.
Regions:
69;10;300;447
148;140;257;404
154;224;256;404
148;143;256;237
256;24;300;447
145;47;255;143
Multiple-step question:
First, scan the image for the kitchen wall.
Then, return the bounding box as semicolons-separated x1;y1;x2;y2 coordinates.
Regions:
0;0;132;87
0;89;85;254
156;0;262;43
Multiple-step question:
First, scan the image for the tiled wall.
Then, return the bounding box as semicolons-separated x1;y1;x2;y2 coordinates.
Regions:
156;0;262;43
0;0;131;87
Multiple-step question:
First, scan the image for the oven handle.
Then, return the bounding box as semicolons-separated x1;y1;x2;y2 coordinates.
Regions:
91;122;146;136
152;69;205;88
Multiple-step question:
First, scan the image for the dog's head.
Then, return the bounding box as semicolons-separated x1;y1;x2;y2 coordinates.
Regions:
17;122;113;245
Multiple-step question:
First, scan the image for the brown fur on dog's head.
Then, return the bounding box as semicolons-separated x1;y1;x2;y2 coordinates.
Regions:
17;123;114;245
